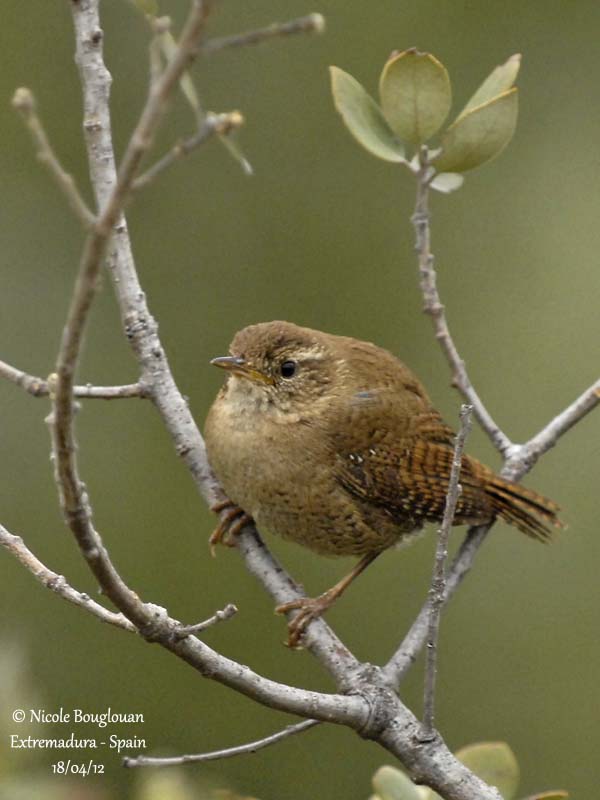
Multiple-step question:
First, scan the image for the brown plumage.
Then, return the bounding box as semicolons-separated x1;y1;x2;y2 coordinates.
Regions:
205;321;561;645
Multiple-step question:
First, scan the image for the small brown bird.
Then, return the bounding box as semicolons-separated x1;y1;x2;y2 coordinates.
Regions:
205;321;560;645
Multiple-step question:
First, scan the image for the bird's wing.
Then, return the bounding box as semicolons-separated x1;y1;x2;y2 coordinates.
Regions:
328;388;492;526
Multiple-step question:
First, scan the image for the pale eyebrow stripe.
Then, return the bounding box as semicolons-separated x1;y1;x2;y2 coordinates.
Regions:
285;348;325;361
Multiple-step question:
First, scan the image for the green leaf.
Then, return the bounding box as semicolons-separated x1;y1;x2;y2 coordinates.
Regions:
372;765;423;800
429;172;464;194
379;49;451;144
460;54;521;118
522;793;569;800
455;742;519;800
434;88;518;172
159;31;200;117
330;66;406;163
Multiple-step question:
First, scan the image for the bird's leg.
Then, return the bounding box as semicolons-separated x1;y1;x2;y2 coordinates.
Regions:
276;551;380;647
209;499;253;556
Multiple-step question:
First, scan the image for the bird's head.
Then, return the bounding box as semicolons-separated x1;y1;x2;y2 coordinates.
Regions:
210;321;339;416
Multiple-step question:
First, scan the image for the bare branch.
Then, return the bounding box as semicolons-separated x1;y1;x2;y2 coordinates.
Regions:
11;88;95;228
0;359;146;399
504;377;600;476
123;691;504;800
156;627;368;726
2;519;365;728
122;664;502;799
123;718;320;768
203;13;325;54
175;603;238;638
412;153;513;456
378;707;502;800
3;518;363;726
132;111;244;191
420;405;473;741
0;359;47;395
0;523;136;632
72;382;146;399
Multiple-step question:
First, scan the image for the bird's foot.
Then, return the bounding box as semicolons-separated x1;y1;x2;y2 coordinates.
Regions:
275;590;337;648
209;499;253;556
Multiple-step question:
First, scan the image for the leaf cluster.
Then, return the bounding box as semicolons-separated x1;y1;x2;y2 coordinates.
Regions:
331;50;520;192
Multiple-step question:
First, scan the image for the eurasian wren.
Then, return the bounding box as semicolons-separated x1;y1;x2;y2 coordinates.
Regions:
205;321;560;645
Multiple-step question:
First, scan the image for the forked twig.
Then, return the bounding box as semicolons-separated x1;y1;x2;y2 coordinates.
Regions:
504;377;600;476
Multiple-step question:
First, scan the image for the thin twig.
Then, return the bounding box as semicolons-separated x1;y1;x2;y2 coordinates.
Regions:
383;154;519;690
0;524;136;632
175;603;238;638
148;18;170;87
504;377;600;477
202;13;325;54
132;111;244;191
11;88;95;228
0;359;145;399
411;151;512;456
420;405;473;742
123;718;320;768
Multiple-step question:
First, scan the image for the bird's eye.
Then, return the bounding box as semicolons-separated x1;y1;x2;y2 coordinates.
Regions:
280;360;297;379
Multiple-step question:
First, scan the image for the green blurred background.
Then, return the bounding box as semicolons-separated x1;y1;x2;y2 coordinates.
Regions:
1;1;599;798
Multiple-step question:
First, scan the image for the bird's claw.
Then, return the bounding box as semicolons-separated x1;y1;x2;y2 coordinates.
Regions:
209;499;252;556
275;593;334;648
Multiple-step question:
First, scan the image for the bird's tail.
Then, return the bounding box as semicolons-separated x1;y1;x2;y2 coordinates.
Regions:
485;476;563;541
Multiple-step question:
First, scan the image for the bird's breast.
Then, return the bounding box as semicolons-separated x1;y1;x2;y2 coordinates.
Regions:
205;391;329;511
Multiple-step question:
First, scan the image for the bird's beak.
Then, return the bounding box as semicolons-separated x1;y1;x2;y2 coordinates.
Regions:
210;356;274;385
